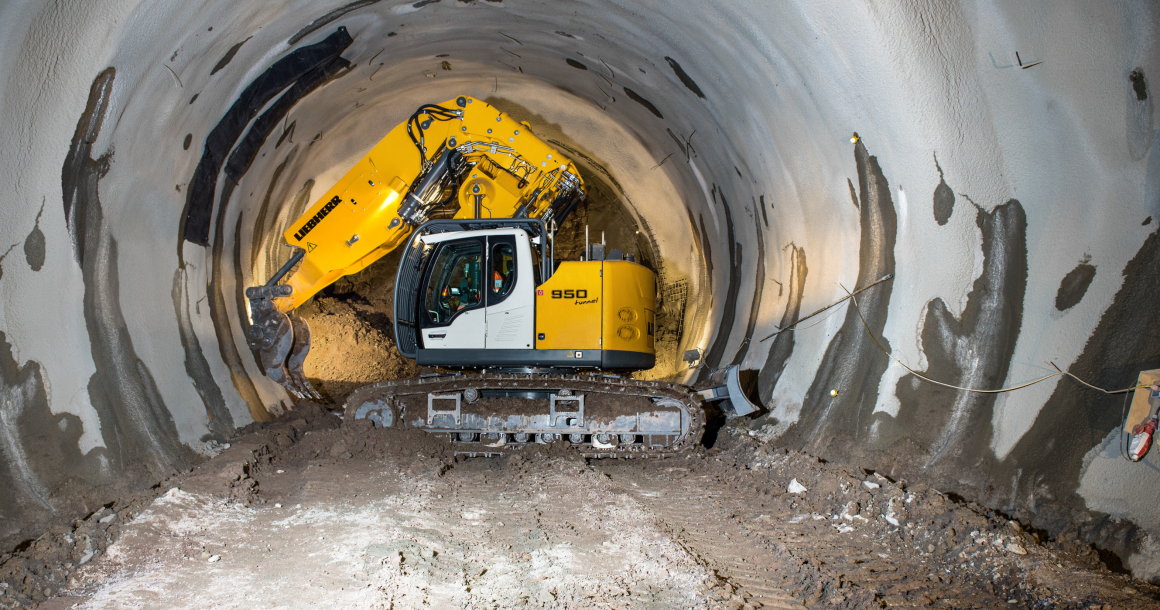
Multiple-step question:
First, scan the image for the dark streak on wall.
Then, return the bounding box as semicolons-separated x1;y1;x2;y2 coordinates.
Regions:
23;202;45;272
289;0;382;46
887;200;1027;475
697;214;713;294
0;332;111;549
62;70;114;237
207;180;268;421
995;225;1160;552
731;213;765;366
182;27;353;247
664;57;705;99
785;140;897;456
171;268;234;440
63;68;195;482
847;178;858;209
758;245;807;400
700;188;740;378
1055;258;1096;312
224;58;351;182
932;154;954;226
275;121;296;149
566;58;588;70
233;213;264;375
210;37;253;76
250;151;295;271
183;134;192;150
622;87;663;119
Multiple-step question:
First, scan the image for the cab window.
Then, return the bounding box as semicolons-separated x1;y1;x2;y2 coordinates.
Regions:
424;240;482;325
490;242;516;298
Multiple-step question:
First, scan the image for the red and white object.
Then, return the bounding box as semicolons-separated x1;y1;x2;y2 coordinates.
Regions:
1130;416;1157;462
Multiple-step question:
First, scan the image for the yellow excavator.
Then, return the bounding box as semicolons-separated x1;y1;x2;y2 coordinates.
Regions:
246;96;754;456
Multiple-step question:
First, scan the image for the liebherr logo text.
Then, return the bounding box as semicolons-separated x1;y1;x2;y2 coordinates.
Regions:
293;196;341;241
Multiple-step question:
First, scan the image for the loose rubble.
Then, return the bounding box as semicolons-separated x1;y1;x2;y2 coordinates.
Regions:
0;407;1156;609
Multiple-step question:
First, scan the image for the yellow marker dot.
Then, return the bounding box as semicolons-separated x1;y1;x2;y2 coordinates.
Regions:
830;389;839;397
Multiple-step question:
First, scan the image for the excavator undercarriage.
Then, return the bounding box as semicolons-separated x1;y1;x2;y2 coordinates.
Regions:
344;372;705;458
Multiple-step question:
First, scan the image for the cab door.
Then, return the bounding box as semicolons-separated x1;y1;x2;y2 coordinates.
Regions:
485;234;535;349
419;237;486;349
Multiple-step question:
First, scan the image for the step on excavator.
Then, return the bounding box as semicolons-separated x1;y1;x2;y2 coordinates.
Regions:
245;96;756;456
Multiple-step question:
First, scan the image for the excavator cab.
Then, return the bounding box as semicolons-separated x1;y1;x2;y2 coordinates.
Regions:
395;218;657;371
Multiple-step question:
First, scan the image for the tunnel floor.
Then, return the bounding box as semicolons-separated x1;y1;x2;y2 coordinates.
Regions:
7;410;1156;610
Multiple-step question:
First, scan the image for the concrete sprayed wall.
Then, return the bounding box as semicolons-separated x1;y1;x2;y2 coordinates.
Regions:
1;0;1158;579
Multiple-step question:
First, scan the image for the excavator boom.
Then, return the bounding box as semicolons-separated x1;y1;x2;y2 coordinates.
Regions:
246;97;585;399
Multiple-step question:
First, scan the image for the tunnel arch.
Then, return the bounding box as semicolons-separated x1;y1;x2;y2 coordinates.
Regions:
1;0;1158;578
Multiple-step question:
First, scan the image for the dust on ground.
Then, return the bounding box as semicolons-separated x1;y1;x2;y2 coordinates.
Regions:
4;406;1158;610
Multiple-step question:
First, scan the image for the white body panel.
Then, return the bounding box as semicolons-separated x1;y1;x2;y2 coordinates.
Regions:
420;228;535;350
486;232;536;350
423;309;485;349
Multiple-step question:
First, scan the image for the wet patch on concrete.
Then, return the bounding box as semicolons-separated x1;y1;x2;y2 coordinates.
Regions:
696;214;713;294
995;225;1160;552
210;36;252;76
23;201;45;272
275;120;296;148
1131;68;1149;101
1054;255;1096;312
732;212;765;365
932;154;954;225
0;331;112;550
784;140;897;456
249;151;296;273
289;0;382;45
1127;69;1153;161
172;268;234;440
699;187;740;377
207;180;268;421
664;57;704;98
566;58;587;70
182;27;353;246
622;87;662;119
224;57;351;181
63;68;195;480
62;69;115;235
758;244;807;400
887;199;1027;474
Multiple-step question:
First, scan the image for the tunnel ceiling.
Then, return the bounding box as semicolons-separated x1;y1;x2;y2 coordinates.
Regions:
1;0;1159;578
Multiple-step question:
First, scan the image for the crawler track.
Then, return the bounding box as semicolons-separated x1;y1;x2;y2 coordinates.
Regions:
344;372;704;458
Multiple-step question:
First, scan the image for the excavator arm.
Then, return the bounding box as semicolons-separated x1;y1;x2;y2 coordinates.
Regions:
245;96;585;399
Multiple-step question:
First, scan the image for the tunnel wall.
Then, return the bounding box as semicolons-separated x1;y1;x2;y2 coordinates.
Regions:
1;0;1158;578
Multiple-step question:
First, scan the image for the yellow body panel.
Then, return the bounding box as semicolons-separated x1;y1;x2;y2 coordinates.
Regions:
276;96;583;311
535;260;656;358
535;261;603;350
600;261;656;355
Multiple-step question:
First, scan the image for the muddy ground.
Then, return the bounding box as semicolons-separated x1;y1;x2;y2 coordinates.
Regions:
2;403;1156;610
